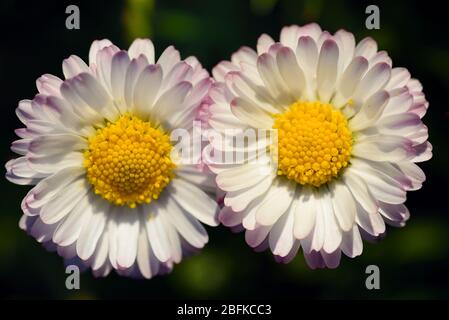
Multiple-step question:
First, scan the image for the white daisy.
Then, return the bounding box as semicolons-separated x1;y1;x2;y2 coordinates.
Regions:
207;23;432;268
6;38;219;278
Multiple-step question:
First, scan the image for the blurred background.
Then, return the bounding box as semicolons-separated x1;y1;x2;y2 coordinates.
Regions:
0;0;448;299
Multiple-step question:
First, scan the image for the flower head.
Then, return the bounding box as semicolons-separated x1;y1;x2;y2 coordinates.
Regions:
6;39;219;278
208;24;431;268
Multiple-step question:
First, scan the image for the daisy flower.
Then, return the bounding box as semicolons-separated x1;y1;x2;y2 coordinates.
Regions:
207;23;431;268
6;39;219;278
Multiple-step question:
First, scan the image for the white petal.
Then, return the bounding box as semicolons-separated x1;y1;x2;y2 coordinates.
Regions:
257;34;275;54
57;243;77;259
216;163;272;192
353;135;414;162
226;71;277;112
337;56;368;99
256;53;288;100
394;161;426;190
124;55;148;109
128;38;155;63
169;179;219;226
298;23;322;41
303;250;325;269
144;208;171;263
26;166;84;209
110;50;131;113
40;178;90;224
136;222;156;279
353;62;391;102
160;61;193;93
276;46;306;99
320;190;342;253
321;249;341;268
164;195;208;248
276;240;300;264
340;226;363;258
11;139;30;155
296;36;318;91
36;74;63;96
6;157;44;180
231;46;258;66
255;180;295;226
116;210;139;269
133;64;163;118
219;206;246;227
301;196;324;253
241;200;260;230
16;100;34;124
95;45;120;93
369;51;391;66
62;55;89;79
212;61;239;82
28;152;84;175
245;225;271;248
29;133;86;155
30;217;58;243
375;113;421;137
106;208;119;268
280;25;301;49
349;90;389;131
362;160;416;191
156;46;181;74
175;165;216;194
334;29;356;71
379;202;410;226
76;199;109;260
386;67;411;90
224;173;275;212
53;192;93;246
293;187;316;239
91;228;109;271
343;172;378;214
152;81;192;124
5;168;40;186
354;37;377;60
230;97;274;129
19;214;37;232
350;163;406;204
269;207;295;257
355;202;385;236
89;39;113;66
60;79;102;123
70;72;117;121
92;261;112;278
45;96;91;135
412;141;432;162
162;213;182;263
329;180;356;232
316;39;339;103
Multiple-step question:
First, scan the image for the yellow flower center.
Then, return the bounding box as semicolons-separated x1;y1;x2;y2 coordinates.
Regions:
272;101;353;187
83;114;175;208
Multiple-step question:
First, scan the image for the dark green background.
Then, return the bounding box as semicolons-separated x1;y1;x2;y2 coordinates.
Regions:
1;0;448;299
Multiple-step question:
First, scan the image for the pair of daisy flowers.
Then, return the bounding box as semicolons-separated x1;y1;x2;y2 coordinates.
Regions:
6;23;431;279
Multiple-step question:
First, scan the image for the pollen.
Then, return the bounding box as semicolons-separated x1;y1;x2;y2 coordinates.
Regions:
272;101;353;187
83;114;175;208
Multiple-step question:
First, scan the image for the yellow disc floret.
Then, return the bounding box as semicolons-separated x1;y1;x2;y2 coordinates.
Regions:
83;114;175;208
272;101;353;187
